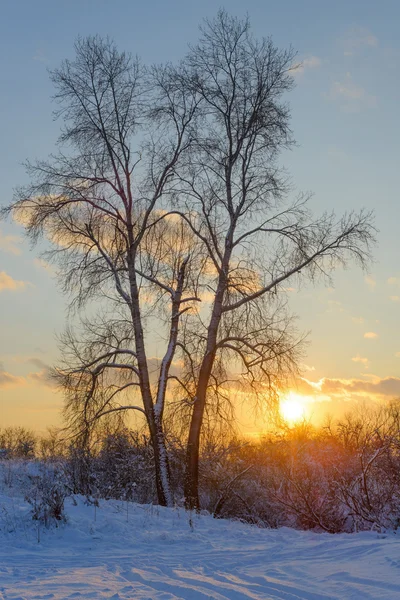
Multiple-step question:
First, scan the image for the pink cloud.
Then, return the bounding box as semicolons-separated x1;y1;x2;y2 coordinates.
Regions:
0;271;29;293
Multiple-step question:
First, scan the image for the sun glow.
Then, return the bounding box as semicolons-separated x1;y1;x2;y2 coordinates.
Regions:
280;392;306;424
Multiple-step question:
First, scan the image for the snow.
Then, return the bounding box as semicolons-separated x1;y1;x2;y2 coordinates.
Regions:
1;474;400;599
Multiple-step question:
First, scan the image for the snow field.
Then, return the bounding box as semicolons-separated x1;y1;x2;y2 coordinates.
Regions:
1;482;400;599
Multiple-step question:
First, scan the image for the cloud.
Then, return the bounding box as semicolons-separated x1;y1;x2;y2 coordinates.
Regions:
0;271;30;293
8;355;48;368
364;276;376;290
352;316;364;324
0;229;22;255
352;355;369;368
325;377;400;398
340;27;378;56
395;352;400;358
389;296;400;302
388;277;400;287
28;369;55;388
292;55;322;77
300;363;315;373
0;358;55;390
25;357;55;388
297;375;400;402
329;73;376;112
331;76;365;98
27;357;49;370
326;299;345;313
364;332;378;339
0;362;25;389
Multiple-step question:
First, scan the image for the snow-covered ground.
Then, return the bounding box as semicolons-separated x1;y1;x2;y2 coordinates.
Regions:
1;474;400;599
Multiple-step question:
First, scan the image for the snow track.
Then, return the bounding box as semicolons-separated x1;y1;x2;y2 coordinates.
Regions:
0;495;399;599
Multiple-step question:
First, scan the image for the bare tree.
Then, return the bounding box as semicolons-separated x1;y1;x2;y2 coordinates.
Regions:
2;36;198;506
153;11;375;509
3;14;375;511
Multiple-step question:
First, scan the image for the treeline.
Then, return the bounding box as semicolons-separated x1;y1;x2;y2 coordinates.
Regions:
1;401;400;533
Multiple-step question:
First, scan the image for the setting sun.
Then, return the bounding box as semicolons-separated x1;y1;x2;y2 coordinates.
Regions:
280;392;306;423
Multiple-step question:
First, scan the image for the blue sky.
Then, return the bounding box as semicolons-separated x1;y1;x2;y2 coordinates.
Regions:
1;0;399;431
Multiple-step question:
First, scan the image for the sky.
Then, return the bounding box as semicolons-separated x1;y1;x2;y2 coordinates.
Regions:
0;0;399;433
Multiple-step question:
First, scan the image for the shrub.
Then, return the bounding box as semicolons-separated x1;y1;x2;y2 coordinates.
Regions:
25;465;68;526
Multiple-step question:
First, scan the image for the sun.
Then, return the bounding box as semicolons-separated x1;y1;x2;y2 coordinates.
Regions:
280;392;306;424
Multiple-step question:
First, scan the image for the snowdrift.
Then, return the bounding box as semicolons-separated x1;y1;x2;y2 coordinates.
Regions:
1;468;400;599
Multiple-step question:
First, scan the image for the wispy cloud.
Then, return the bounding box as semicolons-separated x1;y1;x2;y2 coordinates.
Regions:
326;299;345;313
26;357;55;387
389;296;400;302
291;55;322;77
364;331;378;339
388;277;400;287
28;369;55;388
331;77;365;98
0;362;25;389
364;275;376;290
25;357;48;370
298;375;400;401
0;229;22;255
340;26;378;56
0;271;30;293
352;355;369;368
352;316;364;324
300;363;316;373
329;73;376;112
0;358;55;389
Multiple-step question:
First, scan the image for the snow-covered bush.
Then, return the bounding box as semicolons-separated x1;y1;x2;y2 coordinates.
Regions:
25;465;68;526
95;430;155;502
63;446;93;496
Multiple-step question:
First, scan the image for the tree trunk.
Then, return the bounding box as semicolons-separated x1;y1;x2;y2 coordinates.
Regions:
184;293;226;509
184;378;208;510
127;247;173;507
151;418;173;507
184;238;232;510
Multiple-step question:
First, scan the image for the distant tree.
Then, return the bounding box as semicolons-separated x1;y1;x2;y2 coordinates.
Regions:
0;427;36;458
2;13;375;510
